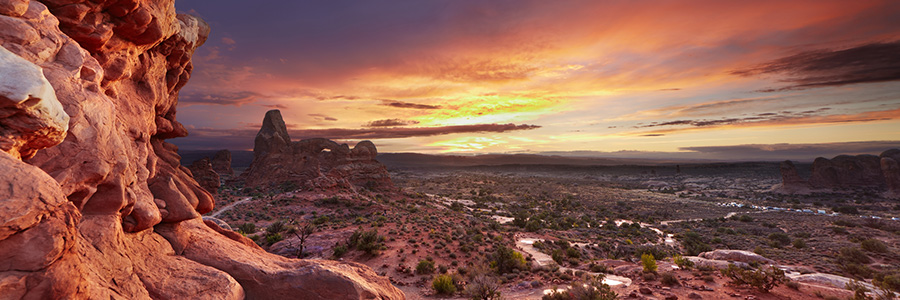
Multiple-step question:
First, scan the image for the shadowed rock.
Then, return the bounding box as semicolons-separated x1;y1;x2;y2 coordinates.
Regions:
189;157;220;195
211;149;234;176
881;149;900;198
243;109;394;191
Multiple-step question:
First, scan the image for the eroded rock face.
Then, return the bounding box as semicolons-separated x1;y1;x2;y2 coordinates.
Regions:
808;155;884;189
0;1;403;299
211;149;234;176
243;109;394;191
778;160;808;193
882;149;900;198
698;249;774;265
188;157;220;195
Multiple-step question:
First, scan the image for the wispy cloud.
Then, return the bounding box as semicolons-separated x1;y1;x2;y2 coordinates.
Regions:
380;100;441;110
179;91;260;106
365;119;420;127
733;40;900;91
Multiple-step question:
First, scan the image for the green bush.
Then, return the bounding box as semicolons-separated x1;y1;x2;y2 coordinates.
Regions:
237;223;256;234
860;239;888;253
721;264;786;292
839;247;871;264
432;274;456;295
768;233;791;248
332;244;348;258
792;239;806;249
348;229;384;255
674;255;694;270
492;246;527;274
467;274;502;300
679;231;711;256
641;253;657;273
265;232;283;245
660;272;679;286
266;220;286;234
416;260;435;274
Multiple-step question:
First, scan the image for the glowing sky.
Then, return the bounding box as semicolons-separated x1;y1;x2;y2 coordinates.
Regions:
171;0;900;159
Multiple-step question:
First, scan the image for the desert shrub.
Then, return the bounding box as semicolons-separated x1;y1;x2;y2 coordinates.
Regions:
559;273;573;281
416;260;435;274
786;281;800;290
721;264;786;292
793;239;806;249
841;263;874;279
566;247;581;258
332;244;348;258
831;226;849;234
492;246;527;274
635;245;671;260
467;274;502;300
660;272;679;286
674;255;694;270
266;220;286;234
589;263;609;273
642;272;656;281
641;253;657;273
679;231;711;256
432;274;456;295
839;247;872;264
768;233;791;248
568;276;617;300
738;215;754;222
875;272;900;293
551;249;564;264
525;220;542;232
861;239;888;253
265;233;283;245
237;223;256;234
348;229;384;255
846;280;870;300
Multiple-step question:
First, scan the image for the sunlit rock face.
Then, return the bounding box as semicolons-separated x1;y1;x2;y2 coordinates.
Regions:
0;1;403;299
243;109;395;191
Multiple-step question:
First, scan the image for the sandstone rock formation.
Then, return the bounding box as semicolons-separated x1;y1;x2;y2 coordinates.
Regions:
808;155;884;189
188;157;220;195
882;149;900;198
243;109;394;191
0;1;403;299
777;150;900;197
211;149;234;176
775;160;809;193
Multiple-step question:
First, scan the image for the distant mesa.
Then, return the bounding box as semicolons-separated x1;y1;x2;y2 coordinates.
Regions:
242;110;394;191
776;149;900;198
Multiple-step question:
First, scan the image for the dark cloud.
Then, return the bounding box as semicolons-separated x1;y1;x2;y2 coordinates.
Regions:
365;119;420;127
308;114;338;121
680;141;900;161
641;134;664;137
733;40;900;91
172;123;540;150
293;123;540;140
261;104;288;109
179;91;259;106
380;100;441;109
635;109;834;129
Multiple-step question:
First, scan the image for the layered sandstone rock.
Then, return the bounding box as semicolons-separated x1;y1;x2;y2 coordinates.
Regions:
243;109;394;191
0;1;403;299
808;155;884;189
211;149;234;176
188;157;220;195
698;249;775;265
777;160;808;193
882;149;900;198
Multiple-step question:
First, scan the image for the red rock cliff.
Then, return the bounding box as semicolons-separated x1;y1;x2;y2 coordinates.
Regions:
0;0;404;298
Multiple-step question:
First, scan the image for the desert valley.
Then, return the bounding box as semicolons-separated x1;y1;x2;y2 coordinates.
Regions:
2;0;900;299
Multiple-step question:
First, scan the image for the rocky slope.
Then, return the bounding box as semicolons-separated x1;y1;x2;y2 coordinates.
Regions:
0;0;403;298
242;109;394;191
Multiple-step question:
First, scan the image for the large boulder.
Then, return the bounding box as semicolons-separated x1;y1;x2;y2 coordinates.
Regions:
242;109;394;191
698;250;774;265
0;1;403;299
776;160;809;194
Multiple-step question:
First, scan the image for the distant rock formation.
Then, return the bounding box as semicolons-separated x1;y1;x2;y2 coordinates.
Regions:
211;149;234;176
189;157;220;195
809;155;883;189
0;1;402;299
776;149;900;198
778;160;808;193
882;149;900;198
243;110;394;191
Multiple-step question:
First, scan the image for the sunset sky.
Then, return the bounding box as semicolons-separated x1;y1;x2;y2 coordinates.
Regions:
172;0;900;160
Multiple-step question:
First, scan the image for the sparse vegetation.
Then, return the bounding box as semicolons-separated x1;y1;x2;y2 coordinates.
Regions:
721;264;786;292
641;253;657;273
432;274;456;295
